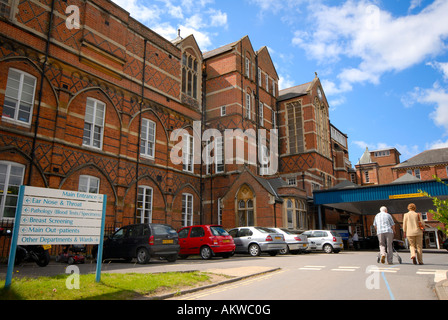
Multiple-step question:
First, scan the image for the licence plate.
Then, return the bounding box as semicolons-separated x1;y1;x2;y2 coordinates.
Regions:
303;244;307;247
162;240;173;244
222;239;230;243
43;245;51;250
275;236;282;240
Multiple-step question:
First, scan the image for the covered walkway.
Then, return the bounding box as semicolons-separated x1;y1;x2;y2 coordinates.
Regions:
313;178;448;249
314;178;448;215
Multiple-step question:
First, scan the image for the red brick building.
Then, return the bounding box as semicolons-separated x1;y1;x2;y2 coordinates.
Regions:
0;0;352;234
353;147;448;248
0;0;203;230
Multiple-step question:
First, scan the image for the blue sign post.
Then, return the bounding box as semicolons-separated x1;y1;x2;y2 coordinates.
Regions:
4;186;107;289
4;186;26;289
95;195;107;283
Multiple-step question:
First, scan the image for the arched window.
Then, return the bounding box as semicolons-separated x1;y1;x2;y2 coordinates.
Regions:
284;198;308;230
137;186;153;224
236;185;255;226
182;52;198;99
0;161;25;219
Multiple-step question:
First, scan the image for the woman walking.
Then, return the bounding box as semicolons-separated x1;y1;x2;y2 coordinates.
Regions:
403;203;424;265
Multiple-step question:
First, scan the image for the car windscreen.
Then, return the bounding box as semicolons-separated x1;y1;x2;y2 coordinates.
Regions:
255;227;274;233
153;224;178;236
210;226;229;236
330;231;341;237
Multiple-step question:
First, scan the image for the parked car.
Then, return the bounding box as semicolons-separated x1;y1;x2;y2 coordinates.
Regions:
301;230;343;253
228;227;287;256
362;236;406;250
92;223;180;264
443;238;448;251
268;228;308;254
177;225;235;260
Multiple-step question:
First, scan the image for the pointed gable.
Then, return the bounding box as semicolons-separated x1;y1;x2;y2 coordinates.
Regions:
257;46;279;81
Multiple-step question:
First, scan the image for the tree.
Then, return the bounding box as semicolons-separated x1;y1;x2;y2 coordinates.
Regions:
419;177;448;236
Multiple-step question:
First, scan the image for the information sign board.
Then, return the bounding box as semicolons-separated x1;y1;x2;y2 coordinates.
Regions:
17;186;105;245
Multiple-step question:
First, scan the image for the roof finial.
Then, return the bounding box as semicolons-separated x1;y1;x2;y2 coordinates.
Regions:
315;71;318;78
178;29;182;38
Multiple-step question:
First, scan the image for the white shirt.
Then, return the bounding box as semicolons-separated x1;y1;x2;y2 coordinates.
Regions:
373;211;395;234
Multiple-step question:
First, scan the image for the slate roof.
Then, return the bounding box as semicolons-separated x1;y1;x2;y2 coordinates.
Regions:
278;81;313;102
394;147;448;168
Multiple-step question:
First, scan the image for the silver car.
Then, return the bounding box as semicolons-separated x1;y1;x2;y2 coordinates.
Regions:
269;228;309;254
228;227;287;256
301;230;344;253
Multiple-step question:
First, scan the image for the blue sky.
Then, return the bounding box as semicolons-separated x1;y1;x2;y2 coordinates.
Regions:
112;0;448;165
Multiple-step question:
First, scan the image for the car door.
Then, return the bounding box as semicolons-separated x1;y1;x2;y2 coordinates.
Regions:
189;226;206;254
236;228;253;252
178;227;191;255
105;226;128;258
229;229;243;252
313;231;327;250
122;225;144;258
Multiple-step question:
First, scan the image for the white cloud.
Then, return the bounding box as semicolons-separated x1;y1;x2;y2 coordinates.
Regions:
352;141;421;162
111;0;227;51
208;9;228;28
292;0;448;94
405;82;448;134
428;61;448;81
279;74;295;91
428;139;448;150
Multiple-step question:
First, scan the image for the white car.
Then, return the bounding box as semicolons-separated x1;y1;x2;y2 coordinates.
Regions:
228;227;287;256
268;228;309;254
301;230;344;253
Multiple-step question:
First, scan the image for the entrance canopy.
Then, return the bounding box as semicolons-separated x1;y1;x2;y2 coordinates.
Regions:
313;179;448;215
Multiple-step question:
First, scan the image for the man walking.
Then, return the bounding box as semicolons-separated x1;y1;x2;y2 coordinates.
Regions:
373;206;395;264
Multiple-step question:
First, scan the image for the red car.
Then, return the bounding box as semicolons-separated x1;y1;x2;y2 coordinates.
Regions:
178;225;236;260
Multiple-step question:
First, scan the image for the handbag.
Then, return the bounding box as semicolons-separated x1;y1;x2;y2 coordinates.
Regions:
418;214;425;231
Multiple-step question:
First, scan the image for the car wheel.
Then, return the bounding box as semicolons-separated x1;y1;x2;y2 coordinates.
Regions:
279;246;289;255
323;244;333;254
248;243;261;257
166;254;177;262
200;246;213;260
136;248;150;264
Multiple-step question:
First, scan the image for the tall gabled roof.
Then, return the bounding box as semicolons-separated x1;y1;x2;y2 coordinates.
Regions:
357;147;373;165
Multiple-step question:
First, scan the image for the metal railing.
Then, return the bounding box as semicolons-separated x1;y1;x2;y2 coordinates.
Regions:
0;220;121;262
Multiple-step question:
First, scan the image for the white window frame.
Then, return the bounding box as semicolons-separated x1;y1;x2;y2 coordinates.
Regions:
245;57;250;78
259;144;269;176
245;93;251;119
217;198;222;225
78;175;100;194
182;133;194;173
265;75;269;91
137;186;153;224
140;118;156;158
259;102;264;126
414;169;421;179
182;193;194;227
83;98;105;149
258;68;262;86
287;177;297;186
205;137;224;174
215;136;224;173
221;105;226;116
3;68;37;125
0;161;25;219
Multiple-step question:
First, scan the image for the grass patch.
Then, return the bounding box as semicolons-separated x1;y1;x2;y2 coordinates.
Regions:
0;272;210;300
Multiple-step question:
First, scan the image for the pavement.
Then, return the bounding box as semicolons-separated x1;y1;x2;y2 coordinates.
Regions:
1;249;446;300
141;266;281;300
